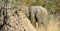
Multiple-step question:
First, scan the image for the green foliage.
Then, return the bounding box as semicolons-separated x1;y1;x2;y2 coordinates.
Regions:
25;0;60;14
7;0;18;9
7;0;60;14
24;0;32;6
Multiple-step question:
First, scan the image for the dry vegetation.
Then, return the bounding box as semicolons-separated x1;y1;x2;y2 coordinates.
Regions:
0;0;60;31
36;14;60;31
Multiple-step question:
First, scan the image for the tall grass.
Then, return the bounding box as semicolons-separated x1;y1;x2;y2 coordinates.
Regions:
36;14;60;31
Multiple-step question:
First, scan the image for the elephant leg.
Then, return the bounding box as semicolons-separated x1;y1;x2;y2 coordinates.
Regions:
36;11;42;27
29;11;36;27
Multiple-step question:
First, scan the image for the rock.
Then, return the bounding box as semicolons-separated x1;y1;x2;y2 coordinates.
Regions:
0;10;36;31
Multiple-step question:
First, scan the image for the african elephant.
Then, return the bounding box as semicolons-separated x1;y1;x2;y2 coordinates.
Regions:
18;6;48;27
29;6;48;27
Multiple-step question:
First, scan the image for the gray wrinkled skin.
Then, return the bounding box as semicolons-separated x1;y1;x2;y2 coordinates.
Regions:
29;6;48;27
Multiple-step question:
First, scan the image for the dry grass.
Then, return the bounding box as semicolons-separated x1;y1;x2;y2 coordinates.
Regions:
46;20;59;31
36;14;60;31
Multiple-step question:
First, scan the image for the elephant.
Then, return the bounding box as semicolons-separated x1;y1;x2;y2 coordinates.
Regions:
17;6;48;27
29;6;48;27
